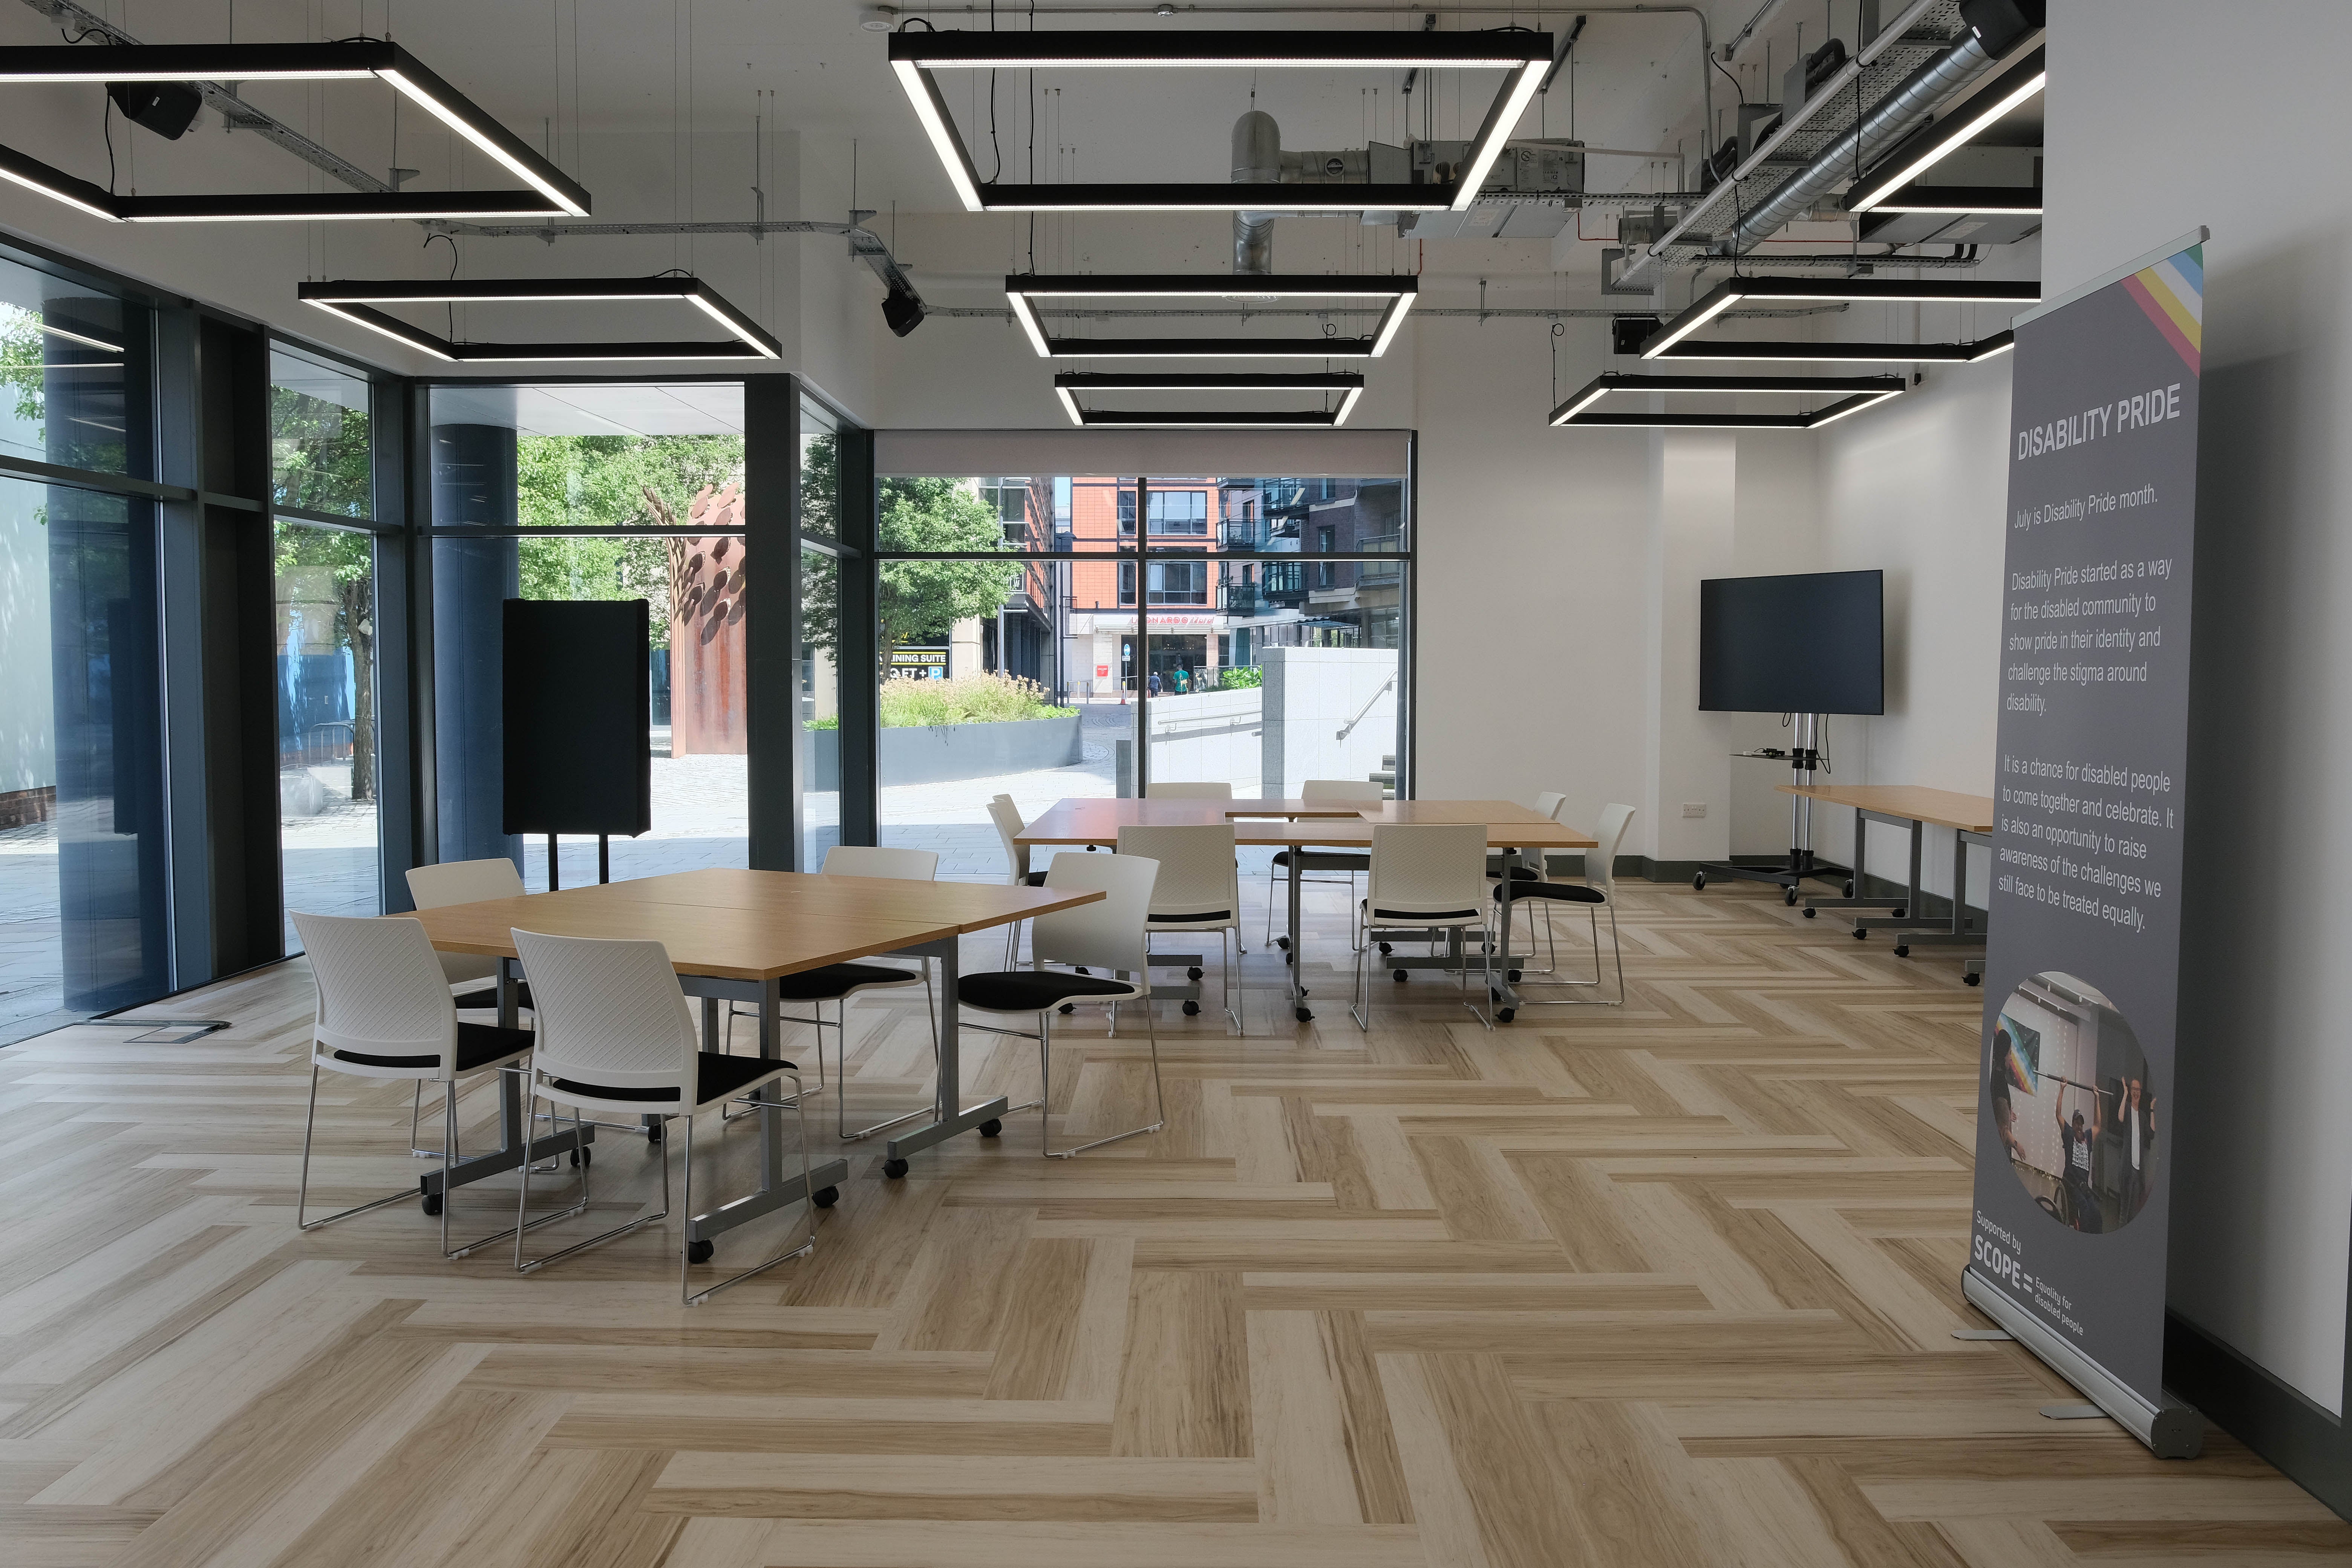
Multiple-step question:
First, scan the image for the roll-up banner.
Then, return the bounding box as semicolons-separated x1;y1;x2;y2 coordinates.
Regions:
1969;230;2211;1459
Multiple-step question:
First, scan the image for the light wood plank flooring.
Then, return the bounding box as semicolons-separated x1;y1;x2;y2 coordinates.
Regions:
0;874;2341;1567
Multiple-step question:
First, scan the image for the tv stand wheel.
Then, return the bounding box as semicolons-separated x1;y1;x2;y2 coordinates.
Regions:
1844;880;1856;897
1784;886;1798;906
1692;871;1707;891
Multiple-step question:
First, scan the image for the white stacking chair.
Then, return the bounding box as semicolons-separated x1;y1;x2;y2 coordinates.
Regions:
1118;822;1246;1032
1148;781;1234;800
1265;778;1384;948
403;856;539;1155
1351;824;1497;1033
723;845;942;1141
1487;792;1571;974
292;910;572;1261
1491;803;1637;1011
954;851;1166;1158
988;794;1047;966
509;928;816;1306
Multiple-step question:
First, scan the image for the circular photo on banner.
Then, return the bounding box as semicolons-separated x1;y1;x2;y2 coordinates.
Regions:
1987;971;2158;1234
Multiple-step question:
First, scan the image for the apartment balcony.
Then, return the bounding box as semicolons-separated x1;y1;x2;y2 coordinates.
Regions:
1221;518;1259;550
1220;582;1263;616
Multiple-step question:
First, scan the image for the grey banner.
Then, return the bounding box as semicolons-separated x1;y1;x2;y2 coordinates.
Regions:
1972;241;2204;1411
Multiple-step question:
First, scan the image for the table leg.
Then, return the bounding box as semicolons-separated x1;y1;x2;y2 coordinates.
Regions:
884;933;1013;1172
1856;819;1932;934
1894;829;1992;949
1288;847;1311;1022
1802;810;1908;914
682;974;849;1243
419;1042;593;1202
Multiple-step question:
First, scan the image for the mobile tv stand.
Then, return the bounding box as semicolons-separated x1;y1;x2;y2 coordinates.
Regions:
1692;713;1852;908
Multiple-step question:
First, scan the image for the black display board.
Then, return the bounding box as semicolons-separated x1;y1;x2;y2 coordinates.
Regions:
501;599;651;838
1697;569;1884;715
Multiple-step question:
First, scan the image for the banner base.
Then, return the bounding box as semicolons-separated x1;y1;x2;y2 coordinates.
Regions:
1964;1270;2206;1459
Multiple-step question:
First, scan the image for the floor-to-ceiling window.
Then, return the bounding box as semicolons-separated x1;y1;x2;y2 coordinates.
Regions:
799;392;843;869
427;381;750;890
0;256;169;1043
270;346;384;948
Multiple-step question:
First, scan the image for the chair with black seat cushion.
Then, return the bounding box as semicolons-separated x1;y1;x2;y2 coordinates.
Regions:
1492;802;1635;1009
1487;792;1570;973
509;927;816;1306
1264;778;1383;948
291;910;573;1261
955;850;1165;1158
1351;824;1497;1033
1118;822;1246;1032
402;856;536;1156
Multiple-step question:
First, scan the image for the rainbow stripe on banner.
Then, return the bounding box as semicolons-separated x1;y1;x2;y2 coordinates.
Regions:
2121;245;2203;374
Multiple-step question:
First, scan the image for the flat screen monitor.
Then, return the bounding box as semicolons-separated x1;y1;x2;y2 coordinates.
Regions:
1698;569;1884;715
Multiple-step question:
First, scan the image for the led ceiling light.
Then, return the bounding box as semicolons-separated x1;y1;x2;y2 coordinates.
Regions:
0;43;588;222
1053;370;1364;427
297;276;779;362
1864;185;2042;215
1005;274;1415;360
893;31;1547;213
1844;48;2046;214
1549;371;1905;428
1640;278;2040;359
1651;328;2018;364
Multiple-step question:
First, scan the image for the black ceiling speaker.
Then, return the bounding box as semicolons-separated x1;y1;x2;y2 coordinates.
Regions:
1958;0;2046;57
106;81;204;140
881;276;926;338
1612;315;1662;356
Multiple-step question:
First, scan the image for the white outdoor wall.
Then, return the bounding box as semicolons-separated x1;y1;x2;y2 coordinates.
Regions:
2035;0;2352;1415
1262;648;1396;799
1147;687;1263;796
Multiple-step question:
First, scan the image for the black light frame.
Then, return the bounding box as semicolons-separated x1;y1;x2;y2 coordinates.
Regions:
1843;47;2047;215
1550;371;1906;429
1640;278;2041;359
1053;369;1364;427
0;43;589;222
1650;329;2017;364
1861;185;2043;215
296;276;781;362
1006;273;1416;360
893;31;1547;213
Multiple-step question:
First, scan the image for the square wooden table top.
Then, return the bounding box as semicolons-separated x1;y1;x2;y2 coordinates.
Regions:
1777;784;1996;835
399;868;1100;982
1017;798;1598;850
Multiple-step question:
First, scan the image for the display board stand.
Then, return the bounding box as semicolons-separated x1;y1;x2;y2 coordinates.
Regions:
1694;713;1848;903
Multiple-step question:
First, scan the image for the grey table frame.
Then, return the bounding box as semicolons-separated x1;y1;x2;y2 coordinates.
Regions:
1806;814;1992;952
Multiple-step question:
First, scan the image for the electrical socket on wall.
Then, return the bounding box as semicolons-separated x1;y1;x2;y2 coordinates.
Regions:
1681;802;1707;818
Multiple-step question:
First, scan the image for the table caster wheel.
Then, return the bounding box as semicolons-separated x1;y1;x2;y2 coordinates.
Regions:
1275;936;1290;950
1963;972;1981;987
688;1239;715;1265
1894;944;1911;959
1844;880;1856;897
1496;1008;1516;1023
1854;927;1868;940
421;1192;442;1216
812;1185;840;1208
1187;966;1204;980
1283;950;1294;965
570;1145;590;1168
1507;970;1522;983
978;1118;1003;1138
1182;1000;1201;1015
1784;886;1798;906
1060;1003;1076;1014
1393;969;1409;982
1802;907;1816;919
1893;906;1907;920
1377;942;1392;954
1294;1006;1313;1022
1692;871;1707;891
647;1123;663;1144
883;1158;910;1180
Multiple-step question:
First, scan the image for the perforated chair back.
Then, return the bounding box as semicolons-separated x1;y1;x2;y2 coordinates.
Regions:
1365;824;1491;920
511;928;701;1102
292;911;459;1076
987;794;1031;882
1117;824;1239;921
1147;781;1233;800
405;857;525;909
1534;791;1567;821
1031;851;1160;975
1301;778;1384;802
1588;803;1637;898
821;845;939;881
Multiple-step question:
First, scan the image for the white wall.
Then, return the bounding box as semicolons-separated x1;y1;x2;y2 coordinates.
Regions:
2037;0;2352;1415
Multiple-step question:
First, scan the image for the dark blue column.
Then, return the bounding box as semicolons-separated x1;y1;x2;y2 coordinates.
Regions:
429;423;521;870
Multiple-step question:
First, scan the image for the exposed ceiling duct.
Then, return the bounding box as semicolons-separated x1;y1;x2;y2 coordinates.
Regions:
1231;110;1280;275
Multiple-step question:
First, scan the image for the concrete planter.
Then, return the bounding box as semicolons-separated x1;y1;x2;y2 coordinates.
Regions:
810;713;1083;789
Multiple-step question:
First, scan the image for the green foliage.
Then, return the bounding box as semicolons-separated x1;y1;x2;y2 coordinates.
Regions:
877;671;1075;728
0;305;127;473
801;478;1019;671
1217;665;1263;690
270;385;372;515
510;433;744;648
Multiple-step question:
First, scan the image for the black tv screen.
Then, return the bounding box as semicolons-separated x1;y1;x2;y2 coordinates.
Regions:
1698;570;1884;715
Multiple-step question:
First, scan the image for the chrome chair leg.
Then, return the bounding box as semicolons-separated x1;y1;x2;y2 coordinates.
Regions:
1038;992;1165;1158
516;1090;663;1276
685;1077;818;1306
296;1063;421;1231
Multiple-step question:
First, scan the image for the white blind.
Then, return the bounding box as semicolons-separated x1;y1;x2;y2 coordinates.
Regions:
875;427;1410;479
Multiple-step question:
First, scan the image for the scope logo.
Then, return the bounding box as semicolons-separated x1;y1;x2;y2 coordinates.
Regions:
1974;1232;2030;1291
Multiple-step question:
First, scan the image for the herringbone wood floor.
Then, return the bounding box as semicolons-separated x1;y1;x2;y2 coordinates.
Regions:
0;874;2341;1567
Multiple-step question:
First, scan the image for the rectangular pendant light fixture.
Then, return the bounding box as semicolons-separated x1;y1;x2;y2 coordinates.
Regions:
0;43;588;221
1844;48;2046;215
1550;371;1905;428
894;31;1548;214
1651;329;2016;364
1053;370;1364;427
297;276;779;361
1005;274;1416;360
1640;278;2039;359
1863;185;2042;215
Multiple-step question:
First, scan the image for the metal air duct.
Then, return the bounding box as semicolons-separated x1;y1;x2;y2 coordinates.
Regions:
1232;109;1281;274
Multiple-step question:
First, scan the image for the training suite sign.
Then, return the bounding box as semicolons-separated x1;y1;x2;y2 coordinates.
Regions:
1969;230;2209;1459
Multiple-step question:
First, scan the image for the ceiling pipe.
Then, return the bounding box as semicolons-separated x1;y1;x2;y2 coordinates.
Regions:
1232;109;1281;273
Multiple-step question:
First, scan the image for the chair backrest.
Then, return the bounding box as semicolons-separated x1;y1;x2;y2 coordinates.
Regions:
1116;824;1239;919
987;794;1030;881
1534;791;1567;821
291;911;458;1072
511;929;701;1100
405;857;525;908
1030;851;1160;974
821;844;939;881
1365;824;1491;916
1301;778;1384;802
1147;781;1233;800
1587;803;1637;896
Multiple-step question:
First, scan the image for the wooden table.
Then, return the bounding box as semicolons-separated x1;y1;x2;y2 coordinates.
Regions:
1016;799;1596;1022
406;869;1101;1234
1778;784;1996;971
